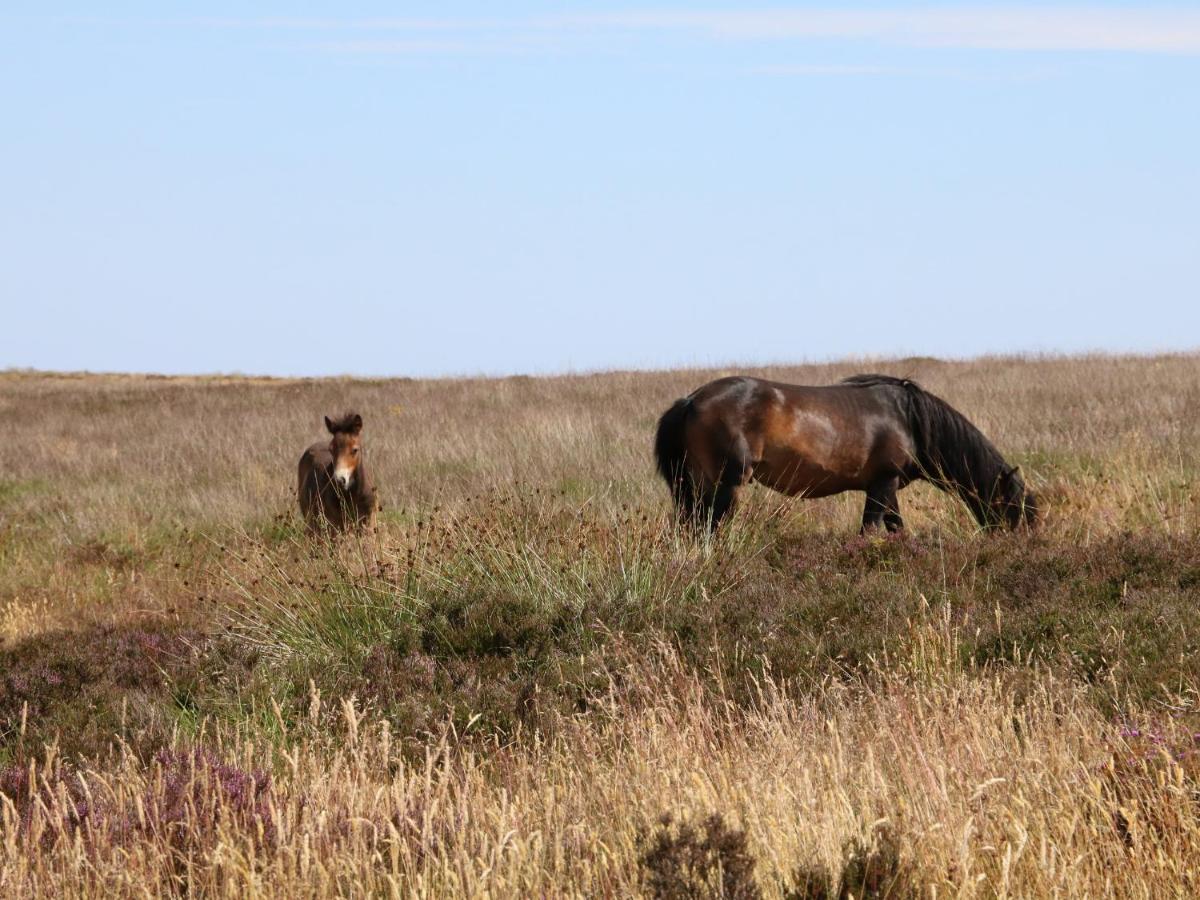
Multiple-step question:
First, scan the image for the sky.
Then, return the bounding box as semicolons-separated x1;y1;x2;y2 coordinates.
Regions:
2;3;1198;377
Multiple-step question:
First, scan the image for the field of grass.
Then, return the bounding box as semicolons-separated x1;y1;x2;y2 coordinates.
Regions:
2;354;1200;897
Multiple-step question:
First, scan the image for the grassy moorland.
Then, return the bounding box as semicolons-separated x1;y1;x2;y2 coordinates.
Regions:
2;354;1200;897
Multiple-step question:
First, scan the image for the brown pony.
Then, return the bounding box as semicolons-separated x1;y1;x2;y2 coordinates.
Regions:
298;412;377;532
655;374;1039;533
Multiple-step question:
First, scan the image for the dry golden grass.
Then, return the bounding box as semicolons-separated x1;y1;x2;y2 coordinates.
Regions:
3;637;1199;897
2;353;1200;897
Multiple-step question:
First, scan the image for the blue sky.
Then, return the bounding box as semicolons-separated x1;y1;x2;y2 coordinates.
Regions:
2;3;1198;376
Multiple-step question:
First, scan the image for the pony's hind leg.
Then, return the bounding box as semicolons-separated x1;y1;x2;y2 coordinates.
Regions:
708;481;741;531
705;439;755;532
862;475;902;533
692;477;740;532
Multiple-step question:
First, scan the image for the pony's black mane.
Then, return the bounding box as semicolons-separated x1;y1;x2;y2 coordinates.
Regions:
841;373;920;390
842;373;1012;524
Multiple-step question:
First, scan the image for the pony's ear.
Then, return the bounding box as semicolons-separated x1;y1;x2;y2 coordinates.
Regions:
325;415;336;434
1005;465;1020;481
350;414;363;435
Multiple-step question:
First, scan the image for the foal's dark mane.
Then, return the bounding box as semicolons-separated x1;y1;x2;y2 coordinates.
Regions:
842;374;1011;522
327;411;362;434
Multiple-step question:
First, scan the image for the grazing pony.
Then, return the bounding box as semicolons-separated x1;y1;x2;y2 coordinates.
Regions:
655;374;1039;533
298;412;377;532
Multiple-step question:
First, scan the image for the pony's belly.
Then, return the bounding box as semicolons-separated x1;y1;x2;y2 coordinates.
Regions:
752;455;865;498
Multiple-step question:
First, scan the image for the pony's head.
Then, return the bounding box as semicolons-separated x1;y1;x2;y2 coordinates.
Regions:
992;465;1040;530
324;412;364;489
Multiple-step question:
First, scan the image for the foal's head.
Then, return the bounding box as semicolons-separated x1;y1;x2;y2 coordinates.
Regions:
324;412;364;489
993;465;1040;529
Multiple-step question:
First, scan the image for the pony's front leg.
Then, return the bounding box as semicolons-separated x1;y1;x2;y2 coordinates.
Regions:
862;476;901;533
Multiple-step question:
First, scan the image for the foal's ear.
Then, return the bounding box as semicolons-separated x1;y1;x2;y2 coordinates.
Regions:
325;415;336;434
349;414;363;435
1004;465;1021;482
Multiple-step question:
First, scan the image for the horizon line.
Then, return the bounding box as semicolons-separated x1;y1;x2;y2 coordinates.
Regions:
5;347;1198;384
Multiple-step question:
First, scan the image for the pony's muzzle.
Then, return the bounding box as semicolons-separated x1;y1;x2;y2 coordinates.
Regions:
334;467;354;489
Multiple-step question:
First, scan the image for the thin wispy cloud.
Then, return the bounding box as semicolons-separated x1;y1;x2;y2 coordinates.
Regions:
53;8;1200;56
54;15;507;32
571;8;1200;53
321;35;565;57
752;63;898;76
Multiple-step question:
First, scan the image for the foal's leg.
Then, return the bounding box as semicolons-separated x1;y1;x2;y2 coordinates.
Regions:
862;475;901;533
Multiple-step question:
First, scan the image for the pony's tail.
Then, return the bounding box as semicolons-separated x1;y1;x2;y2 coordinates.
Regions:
654;397;696;522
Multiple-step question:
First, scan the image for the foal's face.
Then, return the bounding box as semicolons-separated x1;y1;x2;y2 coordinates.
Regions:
324;414;364;489
331;432;361;489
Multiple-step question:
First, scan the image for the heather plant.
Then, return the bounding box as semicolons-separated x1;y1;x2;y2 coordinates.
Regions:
639;813;762;899
785;825;915;900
